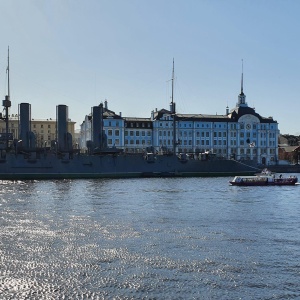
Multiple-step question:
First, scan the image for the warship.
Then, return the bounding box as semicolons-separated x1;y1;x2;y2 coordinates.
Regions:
0;54;259;180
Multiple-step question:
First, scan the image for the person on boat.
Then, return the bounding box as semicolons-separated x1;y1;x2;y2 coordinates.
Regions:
279;174;282;178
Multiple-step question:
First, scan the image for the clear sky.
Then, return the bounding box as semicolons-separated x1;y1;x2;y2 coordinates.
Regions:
0;0;299;134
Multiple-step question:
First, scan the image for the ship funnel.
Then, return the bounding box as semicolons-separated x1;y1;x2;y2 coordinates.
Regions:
92;104;103;150
18;103;32;149
56;105;72;151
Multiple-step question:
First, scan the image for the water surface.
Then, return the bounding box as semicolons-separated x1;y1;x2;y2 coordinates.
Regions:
1;176;300;299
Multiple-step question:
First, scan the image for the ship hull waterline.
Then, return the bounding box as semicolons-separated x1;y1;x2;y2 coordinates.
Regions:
0;154;259;180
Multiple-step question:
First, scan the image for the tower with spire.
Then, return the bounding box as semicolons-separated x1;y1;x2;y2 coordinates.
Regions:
237;59;247;107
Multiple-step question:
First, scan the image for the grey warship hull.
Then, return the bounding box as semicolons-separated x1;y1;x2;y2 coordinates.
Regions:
0;153;258;180
0;101;260;180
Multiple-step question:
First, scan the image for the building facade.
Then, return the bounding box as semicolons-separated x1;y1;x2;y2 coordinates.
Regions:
0;114;76;147
80;80;279;165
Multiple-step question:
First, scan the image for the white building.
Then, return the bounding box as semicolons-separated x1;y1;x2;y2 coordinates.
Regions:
79;101;124;151
80;78;279;165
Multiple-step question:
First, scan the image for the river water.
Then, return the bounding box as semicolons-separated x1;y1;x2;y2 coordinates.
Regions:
1;176;300;299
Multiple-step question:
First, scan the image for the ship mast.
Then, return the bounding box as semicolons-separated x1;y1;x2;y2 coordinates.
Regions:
171;58;176;155
2;47;11;149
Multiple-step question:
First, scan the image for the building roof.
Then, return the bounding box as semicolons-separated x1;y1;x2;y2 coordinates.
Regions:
153;103;277;124
228;106;277;123
278;145;300;153
124;117;151;122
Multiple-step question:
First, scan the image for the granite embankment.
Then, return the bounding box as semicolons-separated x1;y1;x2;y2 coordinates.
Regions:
267;164;300;173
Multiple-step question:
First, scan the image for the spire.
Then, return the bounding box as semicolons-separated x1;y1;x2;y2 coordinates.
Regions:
237;59;247;107
241;59;244;95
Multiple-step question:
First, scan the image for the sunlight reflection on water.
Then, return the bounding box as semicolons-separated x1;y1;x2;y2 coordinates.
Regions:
1;177;300;299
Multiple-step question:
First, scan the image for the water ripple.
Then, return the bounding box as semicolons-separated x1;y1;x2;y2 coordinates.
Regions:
1;177;300;299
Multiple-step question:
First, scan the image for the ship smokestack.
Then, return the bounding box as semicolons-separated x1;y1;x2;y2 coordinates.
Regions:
56;105;68;151
92;105;102;149
18;103;31;149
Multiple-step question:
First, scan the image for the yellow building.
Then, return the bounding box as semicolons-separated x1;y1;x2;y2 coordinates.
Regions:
0;114;76;147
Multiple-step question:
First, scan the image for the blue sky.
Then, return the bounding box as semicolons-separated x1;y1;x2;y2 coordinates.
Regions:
0;0;299;134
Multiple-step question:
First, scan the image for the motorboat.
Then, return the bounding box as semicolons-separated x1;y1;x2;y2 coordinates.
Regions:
229;168;298;186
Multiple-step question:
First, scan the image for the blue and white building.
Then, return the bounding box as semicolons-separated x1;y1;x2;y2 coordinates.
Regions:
80;77;279;165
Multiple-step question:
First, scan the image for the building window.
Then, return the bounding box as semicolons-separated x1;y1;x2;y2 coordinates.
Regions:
130;131;134;136
136;131;140;136
115;130;119;136
108;130;112;136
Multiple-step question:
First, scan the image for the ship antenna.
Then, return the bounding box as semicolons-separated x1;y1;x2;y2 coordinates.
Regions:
171;58;176;155
7;46;10;98
171;58;174;108
3;46;11;149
